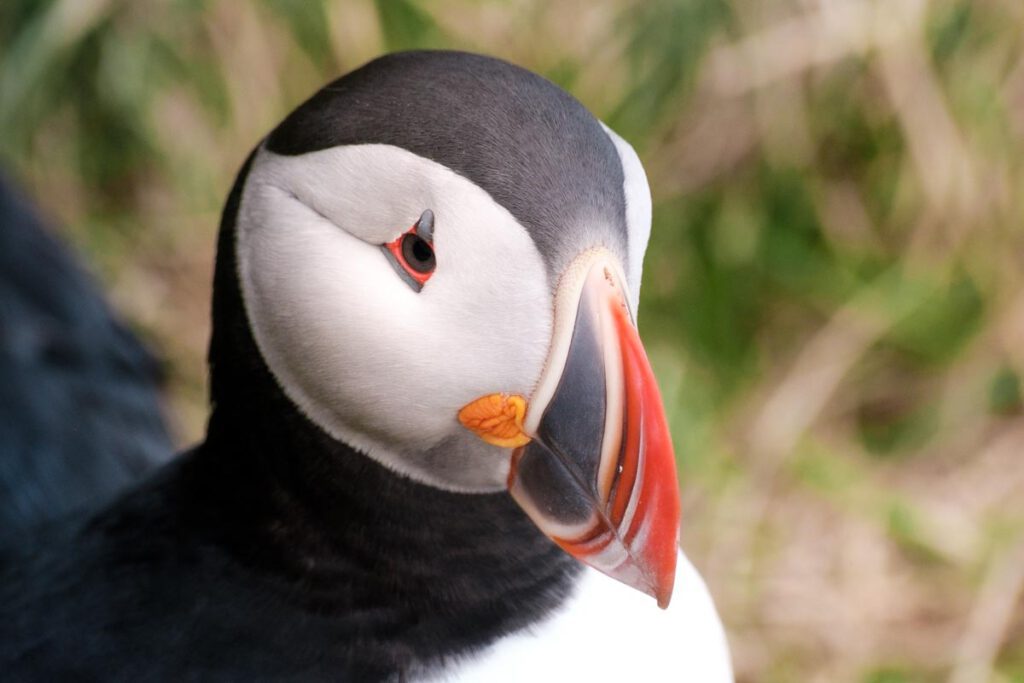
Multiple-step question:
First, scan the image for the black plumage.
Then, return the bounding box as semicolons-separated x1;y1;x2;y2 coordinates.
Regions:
0;174;173;544
0;148;579;680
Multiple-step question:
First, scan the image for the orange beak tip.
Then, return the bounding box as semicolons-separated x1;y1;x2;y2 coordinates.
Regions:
654;549;678;609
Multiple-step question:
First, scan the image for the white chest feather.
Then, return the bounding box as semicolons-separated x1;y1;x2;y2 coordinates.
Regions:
420;552;733;682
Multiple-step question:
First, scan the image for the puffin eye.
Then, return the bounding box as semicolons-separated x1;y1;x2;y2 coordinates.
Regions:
382;209;436;292
400;233;435;274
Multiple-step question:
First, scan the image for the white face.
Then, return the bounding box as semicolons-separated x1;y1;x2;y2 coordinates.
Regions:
235;132;651;492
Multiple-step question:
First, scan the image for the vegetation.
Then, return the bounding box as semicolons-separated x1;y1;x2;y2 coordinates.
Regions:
3;1;1023;680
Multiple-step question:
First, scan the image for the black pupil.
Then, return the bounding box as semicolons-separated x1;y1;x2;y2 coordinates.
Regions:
401;234;435;273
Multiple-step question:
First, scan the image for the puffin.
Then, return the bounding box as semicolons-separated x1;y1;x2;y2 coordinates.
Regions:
0;174;172;543
0;51;733;681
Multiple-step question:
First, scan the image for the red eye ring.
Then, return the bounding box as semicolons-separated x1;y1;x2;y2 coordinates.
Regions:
382;209;436;290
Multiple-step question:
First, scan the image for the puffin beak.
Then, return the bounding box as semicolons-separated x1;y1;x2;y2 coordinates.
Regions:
458;250;681;608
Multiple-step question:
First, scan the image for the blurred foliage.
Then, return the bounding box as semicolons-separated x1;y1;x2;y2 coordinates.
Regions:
3;0;1024;681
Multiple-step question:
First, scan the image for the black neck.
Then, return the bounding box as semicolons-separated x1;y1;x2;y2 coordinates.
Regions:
187;153;579;661
195;390;578;619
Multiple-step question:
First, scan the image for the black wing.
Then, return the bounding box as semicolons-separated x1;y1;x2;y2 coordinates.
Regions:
0;174;174;542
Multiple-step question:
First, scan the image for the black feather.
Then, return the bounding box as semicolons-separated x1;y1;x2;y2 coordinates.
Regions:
0;174;173;544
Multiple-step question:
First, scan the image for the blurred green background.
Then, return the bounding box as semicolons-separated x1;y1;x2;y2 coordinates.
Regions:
3;0;1023;680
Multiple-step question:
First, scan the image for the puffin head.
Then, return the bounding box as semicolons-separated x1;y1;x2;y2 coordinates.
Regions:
219;51;680;607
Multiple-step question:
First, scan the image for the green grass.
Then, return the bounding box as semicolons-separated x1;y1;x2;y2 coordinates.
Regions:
3;0;1024;680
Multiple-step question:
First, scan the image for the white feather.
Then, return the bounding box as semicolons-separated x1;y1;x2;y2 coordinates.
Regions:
422;551;734;682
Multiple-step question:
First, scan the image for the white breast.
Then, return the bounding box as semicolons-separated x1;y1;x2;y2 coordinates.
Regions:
421;552;733;682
